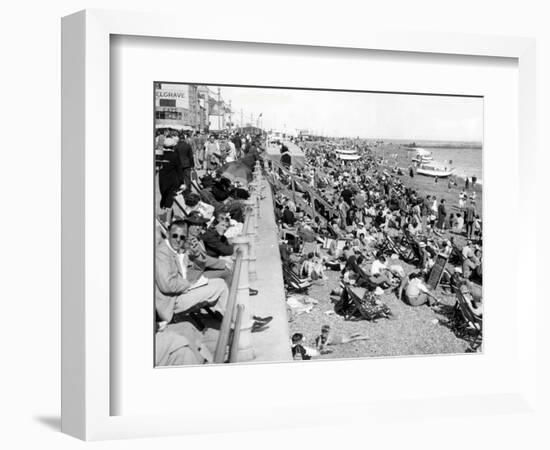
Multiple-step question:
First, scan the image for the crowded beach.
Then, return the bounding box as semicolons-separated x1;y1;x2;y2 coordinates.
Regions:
154;127;483;366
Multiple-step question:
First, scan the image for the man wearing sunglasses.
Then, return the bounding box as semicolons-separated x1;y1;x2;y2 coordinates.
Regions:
155;220;229;324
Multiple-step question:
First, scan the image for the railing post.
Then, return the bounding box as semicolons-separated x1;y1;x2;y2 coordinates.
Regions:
231;236;254;362
245;205;258;282
253;191;260;237
247;184;260;238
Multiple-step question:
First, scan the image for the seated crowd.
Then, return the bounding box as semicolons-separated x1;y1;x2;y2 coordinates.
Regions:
268;138;483;353
155;133;271;366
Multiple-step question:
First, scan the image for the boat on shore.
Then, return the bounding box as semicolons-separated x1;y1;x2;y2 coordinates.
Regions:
335;148;361;161
416;163;454;178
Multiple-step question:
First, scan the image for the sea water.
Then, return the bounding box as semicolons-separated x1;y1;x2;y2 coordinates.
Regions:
427;147;483;183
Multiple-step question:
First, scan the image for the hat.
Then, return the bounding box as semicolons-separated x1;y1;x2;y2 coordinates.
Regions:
184;212;208;226
163;137;176;147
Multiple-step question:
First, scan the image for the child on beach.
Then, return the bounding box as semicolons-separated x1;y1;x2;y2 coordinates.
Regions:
314;325;369;354
291;333;319;360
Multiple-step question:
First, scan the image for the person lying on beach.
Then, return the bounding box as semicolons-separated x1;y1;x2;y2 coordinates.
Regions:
314;325;369;354
397;272;441;307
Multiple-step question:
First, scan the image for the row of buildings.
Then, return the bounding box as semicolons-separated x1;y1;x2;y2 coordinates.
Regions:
154;83;232;133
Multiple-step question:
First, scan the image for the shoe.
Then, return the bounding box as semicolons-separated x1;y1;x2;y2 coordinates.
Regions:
253;315;273;324
249;288;259;296
251;321;269;333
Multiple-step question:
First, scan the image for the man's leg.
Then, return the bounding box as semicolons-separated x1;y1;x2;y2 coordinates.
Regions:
174;278;228;315
203;267;232;286
183;168;192;195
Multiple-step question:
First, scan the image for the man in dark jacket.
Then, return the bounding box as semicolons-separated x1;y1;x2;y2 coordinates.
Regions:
280;143;291;169
158;137;184;209
241;140;262;171
232;132;243;159
175;133;195;194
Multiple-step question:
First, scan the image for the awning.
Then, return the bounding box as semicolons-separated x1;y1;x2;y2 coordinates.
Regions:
155;123;194;131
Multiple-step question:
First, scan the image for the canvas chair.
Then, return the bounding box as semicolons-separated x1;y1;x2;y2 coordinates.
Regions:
452;289;483;351
338;284;392;322
281;261;312;293
450;243;466;266
378;232;401;256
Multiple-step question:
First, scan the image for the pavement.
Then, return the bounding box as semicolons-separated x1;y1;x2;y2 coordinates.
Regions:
248;179;293;362
265;141;306;168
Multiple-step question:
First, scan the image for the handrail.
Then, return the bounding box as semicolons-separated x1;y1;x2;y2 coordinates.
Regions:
242;204;253;235
212;203;254;363
213;248;244;363
228;304;245;363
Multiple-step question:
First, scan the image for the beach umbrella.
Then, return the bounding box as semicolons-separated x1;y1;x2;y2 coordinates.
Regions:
220;160;253;185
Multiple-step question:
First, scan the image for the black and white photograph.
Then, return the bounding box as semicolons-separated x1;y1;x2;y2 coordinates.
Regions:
154;82;483;366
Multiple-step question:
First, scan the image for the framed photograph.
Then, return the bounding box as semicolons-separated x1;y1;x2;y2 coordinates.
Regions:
62;9;537;440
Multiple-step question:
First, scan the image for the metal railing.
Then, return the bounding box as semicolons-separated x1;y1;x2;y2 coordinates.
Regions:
213;248;244;363
211;177;261;363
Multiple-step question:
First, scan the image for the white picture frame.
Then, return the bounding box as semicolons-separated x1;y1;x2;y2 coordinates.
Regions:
61;9;538;441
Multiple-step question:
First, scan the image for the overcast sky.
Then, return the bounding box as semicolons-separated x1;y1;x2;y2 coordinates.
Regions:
214;85;483;142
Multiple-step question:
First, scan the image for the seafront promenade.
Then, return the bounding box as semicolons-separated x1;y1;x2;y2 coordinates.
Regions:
158;171;293;363
248;180;292;362
265;141;306;169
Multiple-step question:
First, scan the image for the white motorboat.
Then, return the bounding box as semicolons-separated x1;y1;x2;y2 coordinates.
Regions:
335;148;361;161
416;163;454;178
411;148;433;163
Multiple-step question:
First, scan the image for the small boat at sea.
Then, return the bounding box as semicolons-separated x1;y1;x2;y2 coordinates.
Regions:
410;148;433;163
416;163;454;178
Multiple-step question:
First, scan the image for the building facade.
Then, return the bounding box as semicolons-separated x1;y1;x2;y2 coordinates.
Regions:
155;83;207;131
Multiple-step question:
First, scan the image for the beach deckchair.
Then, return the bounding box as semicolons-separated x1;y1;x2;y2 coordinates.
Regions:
282;261;312;293
453;289;482;351
450;244;466;266
301;241;319;256
378;232;401;256
339;284;392;322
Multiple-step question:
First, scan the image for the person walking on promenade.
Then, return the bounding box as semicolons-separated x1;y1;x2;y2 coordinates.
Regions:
158;136;183;210
231;131;242;159
204;135;221;170
174;132;195;195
